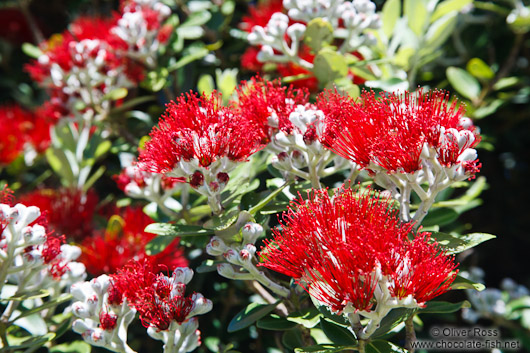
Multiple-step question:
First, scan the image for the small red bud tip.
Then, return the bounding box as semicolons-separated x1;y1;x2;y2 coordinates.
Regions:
303;126;318;144
277;152;288;161
189;171;205;188
99;311;118;331
216;172;229;184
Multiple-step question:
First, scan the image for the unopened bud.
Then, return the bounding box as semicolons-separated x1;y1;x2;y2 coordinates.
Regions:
241;223;263;244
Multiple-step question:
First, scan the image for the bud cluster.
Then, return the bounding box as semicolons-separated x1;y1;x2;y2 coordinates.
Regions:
247;0;381;68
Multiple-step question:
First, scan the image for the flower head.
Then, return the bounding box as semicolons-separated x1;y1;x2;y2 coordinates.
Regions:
235;77;309;138
112;259;212;331
19;188;99;241
80;206;187;276
259;185;457;313
320;90;481;178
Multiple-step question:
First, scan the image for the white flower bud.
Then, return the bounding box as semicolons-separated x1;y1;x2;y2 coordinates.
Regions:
172;267;194;285
241;223;264;244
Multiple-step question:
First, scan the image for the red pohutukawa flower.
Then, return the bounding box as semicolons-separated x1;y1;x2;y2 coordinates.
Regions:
0;105;52;165
139;92;264;175
80;206;187;276
112;259;211;331
319;90;481;178
235;77;309;138
19;188;99;241
259;185;458;314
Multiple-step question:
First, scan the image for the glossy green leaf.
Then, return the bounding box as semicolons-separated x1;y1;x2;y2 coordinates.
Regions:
145;235;177;255
313;48;349;84
4;333;55;351
227;302;279;332
21;43;43;59
304;18;334;52
50;341;92;353
446;66;481;101
366;340;407;353
203;209;240;231
419;300;471;314
295;344;354;352
177;26;204;40
320;318;357;346
6;289;49;301
182;10;211;27
467;58;495;80
170;47;209;71
451;275;485;291
287;307;322;328
431;0;473;22
145;223;214;237
257;314;298;330
249;181;291;216
282;328;305;350
425;12;458;50
371;308;412;338
11;294;72;321
432;232;496;254
382;0;401;37
404;0;428;36
103;87;128;101
420;208;459;227
216;68;238;98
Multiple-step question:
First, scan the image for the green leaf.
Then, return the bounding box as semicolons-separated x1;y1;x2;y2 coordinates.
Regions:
366;340;407;353
313;48;349;85
6;289;49;301
420;207;459;227
93;140;111;160
45;148;75;186
419;300;471;314
404;0;428;36
431;232;496;254
11;294;72;322
371;308;412;338
4;333;55;351
446;67;481;101
424;12;458;50
145;235;177;255
257;314;298;330
320;318;357;346
144;223;214;237
13;313;47;335
451;275;485;291
295;344;354;352
227;302;279;333
216;68;238;98
141;68;169;92
169;47;209;71
182;10;212;27
177;26;204;40
21;43;43;59
50;340;92;353
203;209;240;231
103;87;128;101
431;0;473;22
466;58;495;80
196;259;224;273
248;182;291;216
287;307;322;328
198;74;215;95
282;328;305;350
304;18;334;52
382;0;401;38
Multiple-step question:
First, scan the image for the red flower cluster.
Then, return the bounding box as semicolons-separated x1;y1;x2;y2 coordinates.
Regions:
235;77;309;138
259;186;458;313
139;92;264;174
80;206;187;276
111;260;199;330
0;105;52;165
319;90;481;176
19;188;99;241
